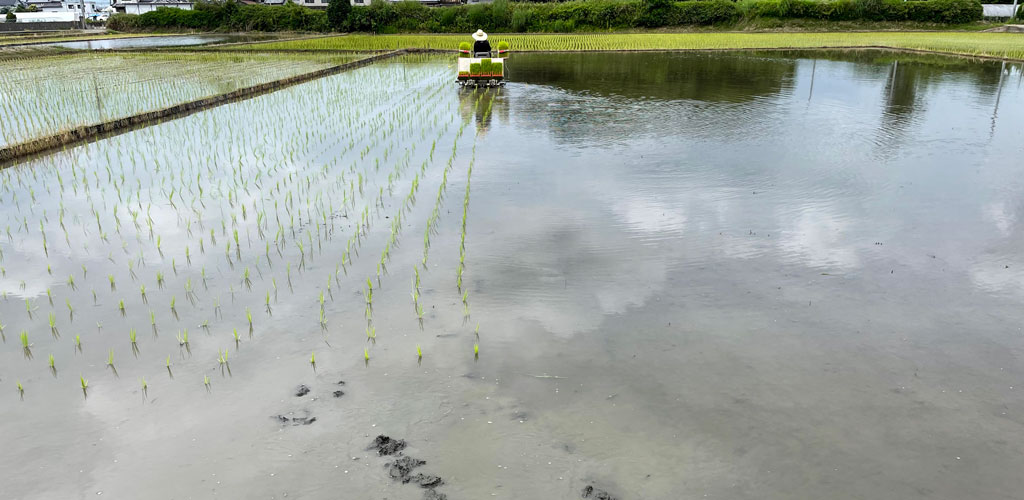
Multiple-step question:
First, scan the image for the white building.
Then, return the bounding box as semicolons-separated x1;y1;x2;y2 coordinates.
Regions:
10;10;75;21
20;0;101;19
257;0;452;8
112;0;192;14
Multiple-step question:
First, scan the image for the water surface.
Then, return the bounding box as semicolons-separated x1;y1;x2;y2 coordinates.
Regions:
1;51;1023;500
53;33;281;50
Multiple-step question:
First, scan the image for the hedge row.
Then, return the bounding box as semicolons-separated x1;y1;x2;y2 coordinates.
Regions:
109;1;330;32
107;0;986;34
746;0;984;24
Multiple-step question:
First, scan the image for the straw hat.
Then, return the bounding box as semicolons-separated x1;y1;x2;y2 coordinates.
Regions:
472;30;488;41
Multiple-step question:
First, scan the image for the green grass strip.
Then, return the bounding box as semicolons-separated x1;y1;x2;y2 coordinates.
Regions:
219;32;1024;61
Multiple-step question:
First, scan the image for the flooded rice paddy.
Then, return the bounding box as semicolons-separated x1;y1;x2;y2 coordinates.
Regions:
1;51;1023;500
0;51;362;149
51;34;283;51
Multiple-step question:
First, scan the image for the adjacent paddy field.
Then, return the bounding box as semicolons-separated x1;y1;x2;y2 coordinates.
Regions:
2;46;1024;500
222;32;1024;60
0;32;159;47
0;51;364;149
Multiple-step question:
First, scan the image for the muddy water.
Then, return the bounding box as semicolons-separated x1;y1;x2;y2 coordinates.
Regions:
1;51;1023;500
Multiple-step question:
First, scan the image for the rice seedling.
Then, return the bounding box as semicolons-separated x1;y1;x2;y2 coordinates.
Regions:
364;348;370;362
221;32;1024;62
17;381;24;400
204;374;211;391
140;377;148;398
81;375;88;394
75;334;82;351
119;299;126;316
416;344;422;359
474;343;479;358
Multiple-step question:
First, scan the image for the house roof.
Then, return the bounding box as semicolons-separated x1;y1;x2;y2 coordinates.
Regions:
113;0;192;4
0;0;20;7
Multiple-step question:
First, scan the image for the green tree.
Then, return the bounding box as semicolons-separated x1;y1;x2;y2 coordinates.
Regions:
327;0;351;30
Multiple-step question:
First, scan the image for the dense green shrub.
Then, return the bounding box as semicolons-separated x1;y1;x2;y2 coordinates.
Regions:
5;11;15;23
326;0;351;30
114;0;985;33
107;13;140;30
746;0;981;23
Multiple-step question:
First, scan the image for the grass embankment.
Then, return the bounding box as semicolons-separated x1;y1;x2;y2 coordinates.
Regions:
220;32;1024;60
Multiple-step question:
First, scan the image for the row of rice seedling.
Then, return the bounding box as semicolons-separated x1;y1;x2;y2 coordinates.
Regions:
0;54;484;402
221;32;1024;61
0;51;363;149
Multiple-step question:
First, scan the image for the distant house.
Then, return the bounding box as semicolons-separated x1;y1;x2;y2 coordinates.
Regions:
254;0;458;9
10;10;75;20
24;0;62;11
0;0;24;13
256;0;328;8
25;0;102;18
112;0;193;14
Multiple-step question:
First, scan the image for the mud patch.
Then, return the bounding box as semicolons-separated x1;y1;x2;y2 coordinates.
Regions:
273;412;316;426
333;390;345;398
582;485;618;500
388;456;425;481
295;384;311;397
371;435;448;500
423;489;448;500
371;434;407;456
